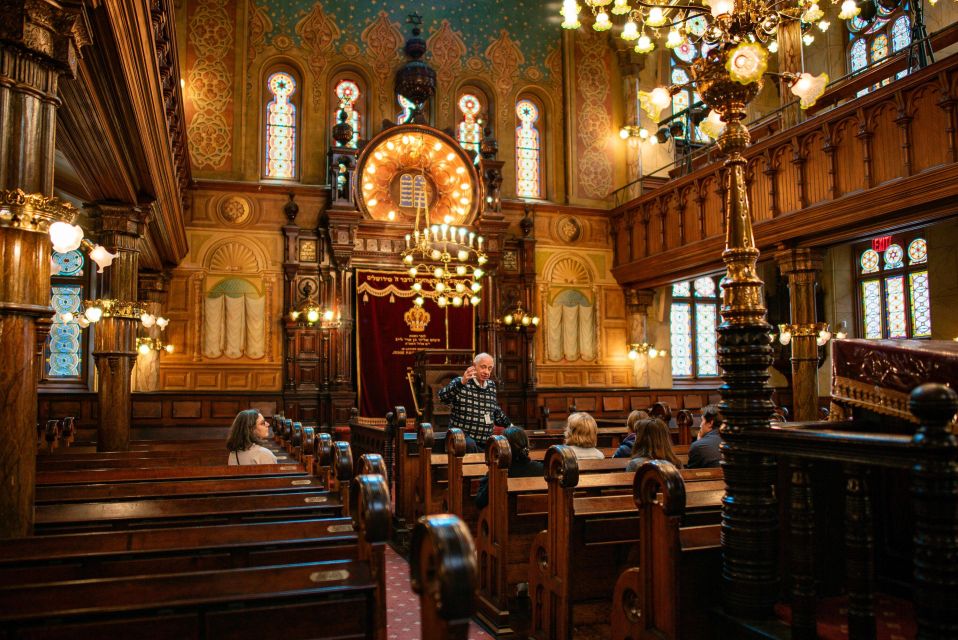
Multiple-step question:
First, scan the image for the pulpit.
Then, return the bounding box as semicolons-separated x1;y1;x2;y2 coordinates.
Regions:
410;350;474;430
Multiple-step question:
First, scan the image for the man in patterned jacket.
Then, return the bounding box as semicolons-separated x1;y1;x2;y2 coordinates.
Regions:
438;353;513;453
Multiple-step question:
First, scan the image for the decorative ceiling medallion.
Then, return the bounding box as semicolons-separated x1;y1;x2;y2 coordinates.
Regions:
355;124;480;225
218;195;252;225
557;216;582;243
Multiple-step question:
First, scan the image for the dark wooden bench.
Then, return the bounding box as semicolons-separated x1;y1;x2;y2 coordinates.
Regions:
412;514;479;639
612;460;722;640
475;439;634;636
36;463;308;486
0;473;393;640
527;447;724;640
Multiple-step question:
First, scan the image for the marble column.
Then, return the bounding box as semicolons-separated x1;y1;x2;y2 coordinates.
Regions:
0;1;89;537
775;248;824;422
626;288;657;388
91;204;150;451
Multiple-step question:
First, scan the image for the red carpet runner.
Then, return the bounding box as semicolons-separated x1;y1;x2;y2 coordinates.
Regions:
385;544;494;639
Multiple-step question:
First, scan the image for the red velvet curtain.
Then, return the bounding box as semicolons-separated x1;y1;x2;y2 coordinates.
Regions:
356;270;475;418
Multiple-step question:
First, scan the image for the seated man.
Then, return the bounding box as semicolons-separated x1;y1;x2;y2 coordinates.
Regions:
686;404;723;469
438;353;512;453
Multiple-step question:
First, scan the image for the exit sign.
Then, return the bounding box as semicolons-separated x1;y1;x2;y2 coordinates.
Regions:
872;235;893;252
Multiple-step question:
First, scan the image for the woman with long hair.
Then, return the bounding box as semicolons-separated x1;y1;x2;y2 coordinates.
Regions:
474;426;544;509
226;409;278;465
626;417;681;472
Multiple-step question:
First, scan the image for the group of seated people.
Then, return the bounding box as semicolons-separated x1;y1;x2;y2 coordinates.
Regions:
474;405;724;509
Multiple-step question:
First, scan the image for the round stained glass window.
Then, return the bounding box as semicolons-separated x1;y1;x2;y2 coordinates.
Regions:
52;250;84;277
884;244;903;269
907;238;927;264
693;276;716;297
860;249;880;273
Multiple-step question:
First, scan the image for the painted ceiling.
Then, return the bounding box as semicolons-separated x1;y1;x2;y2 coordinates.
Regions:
254;0;561;76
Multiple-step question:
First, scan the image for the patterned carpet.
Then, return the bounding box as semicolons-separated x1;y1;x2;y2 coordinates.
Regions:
385;545;493;640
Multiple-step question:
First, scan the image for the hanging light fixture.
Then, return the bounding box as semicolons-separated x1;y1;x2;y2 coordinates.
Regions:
136;337;175;355
501;301;539;330
400;135;487;310
627;342;667;360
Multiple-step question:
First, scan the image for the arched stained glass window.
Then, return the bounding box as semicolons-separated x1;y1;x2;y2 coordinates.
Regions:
335;79;362;148
670;276;720;378
45;250;86;379
396;94;415;124
457;93;483;163
265;71;297;179
847;0;911;92
856;232;931;339
515;98;542;199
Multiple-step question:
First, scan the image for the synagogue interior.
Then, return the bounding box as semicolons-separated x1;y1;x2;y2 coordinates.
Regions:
2;0;958;637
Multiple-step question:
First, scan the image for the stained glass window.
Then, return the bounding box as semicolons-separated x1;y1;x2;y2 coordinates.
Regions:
335;79;362;149
265;71;296;179
671;276;720;378
670;303;693;377
847;1;911;90
53;249;84;277
856;233;931;339
670;37;707;143
515;98;542;198
457;94;483;163
397;94;415;124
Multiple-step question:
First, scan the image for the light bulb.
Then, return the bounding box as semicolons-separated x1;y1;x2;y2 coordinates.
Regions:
456;265;467;276
164;344;174;354
649;347;659;358
49;222;84;253
802;32;815;46
414;296;425;306
708;0;733;18
403;254;414;264
621;19;639;41
84;306;103;323
470;296;480;305
77;316;90;328
665;29;683;49
437;296;448;307
412;282;422;292
768;40;779;53
156;317;169;330
477;255;487;265
504;314;514;325
634;34;654;54
521;315;531;326
646;7;666;26
457;250;468;261
138;342;151;356
409;267;418;277
89;245;117;273
58;312;73;323
619;127;631;140
839;0;861;16
452;296;463;307
436;282;446;293
431;249;442;261
474;268;484;279
593;10;612;31
628;348;638;360
532;317;540;326
434;267;444;279
323;309;335;322
306;309;320;323
779;330;792;346
141;313;156;328
611;0;630;14
650;87;672;110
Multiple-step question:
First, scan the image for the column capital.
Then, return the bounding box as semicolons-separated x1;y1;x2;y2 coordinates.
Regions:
0;0;92;76
775;247;824;276
90;202;152;239
625;287;656;314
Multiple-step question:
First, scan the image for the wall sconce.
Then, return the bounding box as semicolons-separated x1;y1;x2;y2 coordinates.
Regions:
136;337;174;355
774;322;832;347
501;302;539;330
835;320;848;340
618;125;657;144
290;299;340;328
627;342;666;360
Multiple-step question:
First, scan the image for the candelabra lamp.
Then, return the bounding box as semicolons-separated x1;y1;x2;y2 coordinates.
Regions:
137;337;174;355
627;342;667;360
501;302;539;329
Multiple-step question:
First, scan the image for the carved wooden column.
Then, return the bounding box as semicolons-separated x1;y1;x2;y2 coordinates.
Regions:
626;288;656;388
0;1;89;537
91;204;150;451
775;248;824;422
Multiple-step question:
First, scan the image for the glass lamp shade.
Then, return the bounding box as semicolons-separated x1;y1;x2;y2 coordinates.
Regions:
49;222;84;253
89;245;118;273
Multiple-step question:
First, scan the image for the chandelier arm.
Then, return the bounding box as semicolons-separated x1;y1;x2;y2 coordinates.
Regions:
629;0;710;15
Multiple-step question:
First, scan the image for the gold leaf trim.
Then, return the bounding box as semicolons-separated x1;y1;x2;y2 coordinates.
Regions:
0;189;79;232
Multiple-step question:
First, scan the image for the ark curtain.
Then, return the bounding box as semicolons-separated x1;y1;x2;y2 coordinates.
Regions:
356;270;475;418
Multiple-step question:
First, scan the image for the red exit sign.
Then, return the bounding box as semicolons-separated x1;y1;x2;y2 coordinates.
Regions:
872;235;893;252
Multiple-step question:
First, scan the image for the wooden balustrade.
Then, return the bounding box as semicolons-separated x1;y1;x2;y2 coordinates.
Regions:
611;53;958;289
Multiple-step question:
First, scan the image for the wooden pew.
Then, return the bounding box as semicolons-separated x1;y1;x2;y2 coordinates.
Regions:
34;474;323;504
414;422;443;521
411;514;479;640
475;439;633;637
445;428;486;533
611;460;722;640
36;451;259;471
0;474;392;640
36;463;308;486
527;447;724;640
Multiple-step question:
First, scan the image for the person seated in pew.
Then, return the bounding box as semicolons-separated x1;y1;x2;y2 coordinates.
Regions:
686;404;723;469
564;412;605;460
474;426;545;509
613;409;650;459
226;410;278;465
438;352;513;453
626;418;681;472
